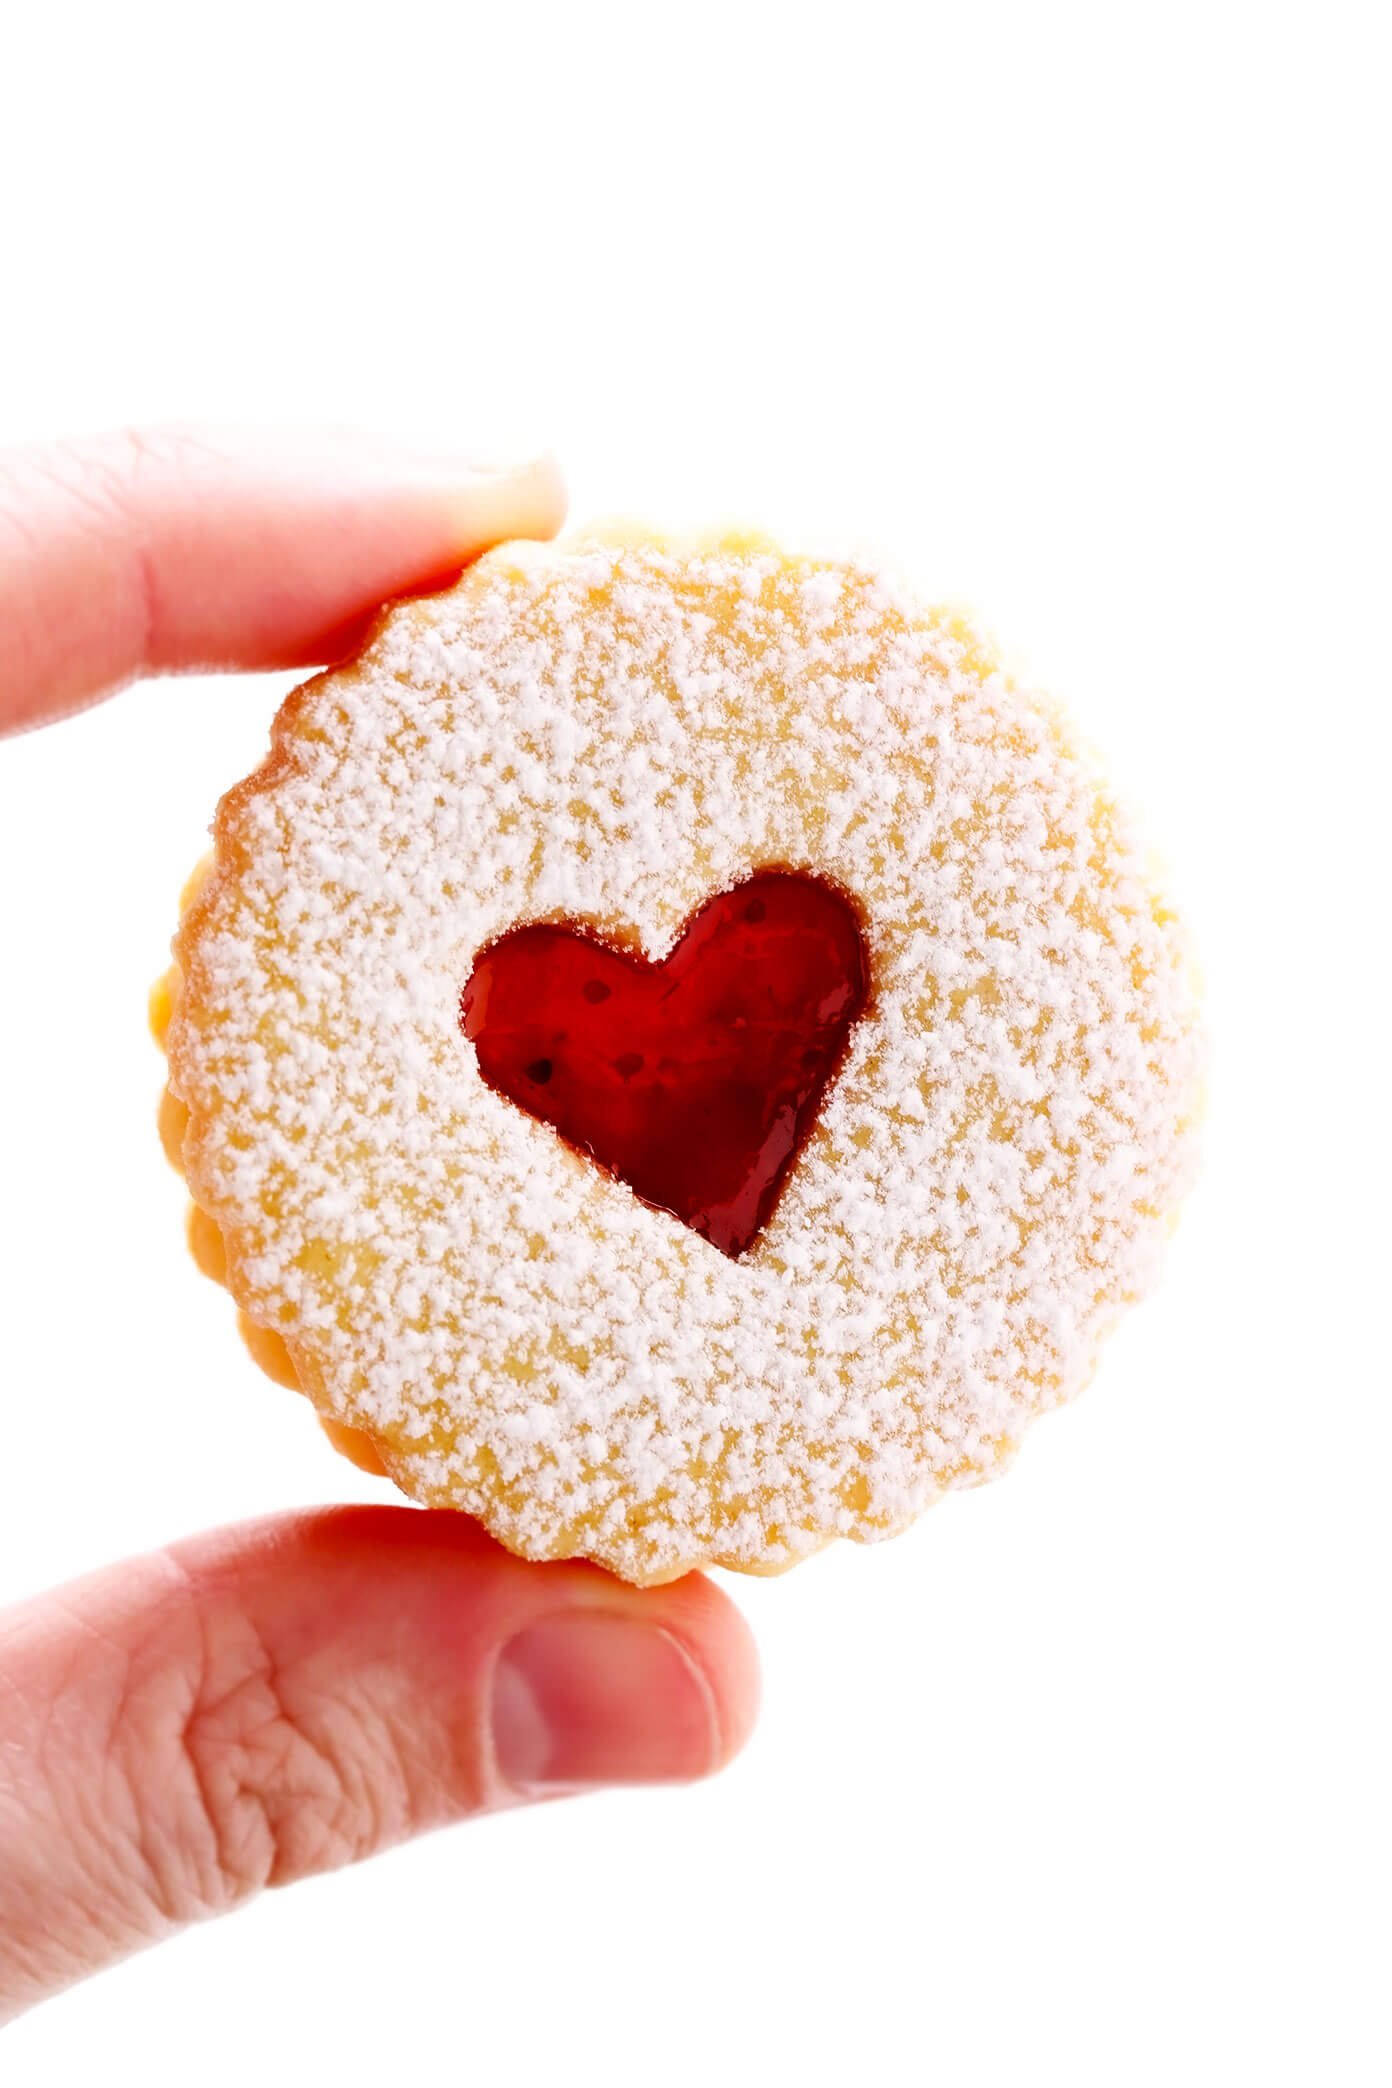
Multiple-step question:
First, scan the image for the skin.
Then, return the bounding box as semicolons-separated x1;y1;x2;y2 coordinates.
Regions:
0;427;760;2025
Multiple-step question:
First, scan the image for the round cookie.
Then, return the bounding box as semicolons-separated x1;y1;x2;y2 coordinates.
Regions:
161;529;1202;1584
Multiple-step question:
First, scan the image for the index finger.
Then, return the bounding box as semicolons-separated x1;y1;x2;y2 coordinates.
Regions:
0;425;566;736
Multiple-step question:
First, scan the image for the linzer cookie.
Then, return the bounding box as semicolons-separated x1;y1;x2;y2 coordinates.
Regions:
155;529;1202;1583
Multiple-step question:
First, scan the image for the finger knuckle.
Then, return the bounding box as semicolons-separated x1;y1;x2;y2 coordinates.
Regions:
181;1662;379;1909
114;1578;410;1920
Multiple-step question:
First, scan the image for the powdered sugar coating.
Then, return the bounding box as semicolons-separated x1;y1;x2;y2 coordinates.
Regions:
168;532;1202;1583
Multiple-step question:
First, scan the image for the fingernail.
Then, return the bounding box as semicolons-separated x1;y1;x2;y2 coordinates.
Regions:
472;451;557;480
402;441;555;480
492;1611;721;1792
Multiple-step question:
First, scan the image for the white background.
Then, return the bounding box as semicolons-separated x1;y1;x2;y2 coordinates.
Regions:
2;3;1388;2082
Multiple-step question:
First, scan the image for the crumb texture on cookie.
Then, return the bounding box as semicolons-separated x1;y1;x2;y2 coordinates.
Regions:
165;532;1203;1583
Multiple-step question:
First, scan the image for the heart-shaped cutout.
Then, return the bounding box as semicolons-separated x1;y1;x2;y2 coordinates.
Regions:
461;871;870;1257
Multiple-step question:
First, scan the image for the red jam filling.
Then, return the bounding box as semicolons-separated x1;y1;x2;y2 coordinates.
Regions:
460;870;870;1258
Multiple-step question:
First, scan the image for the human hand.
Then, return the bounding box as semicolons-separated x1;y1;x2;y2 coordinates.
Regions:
0;428;760;2024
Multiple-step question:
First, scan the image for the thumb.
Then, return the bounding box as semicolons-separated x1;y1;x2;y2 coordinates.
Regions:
0;1507;759;2023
